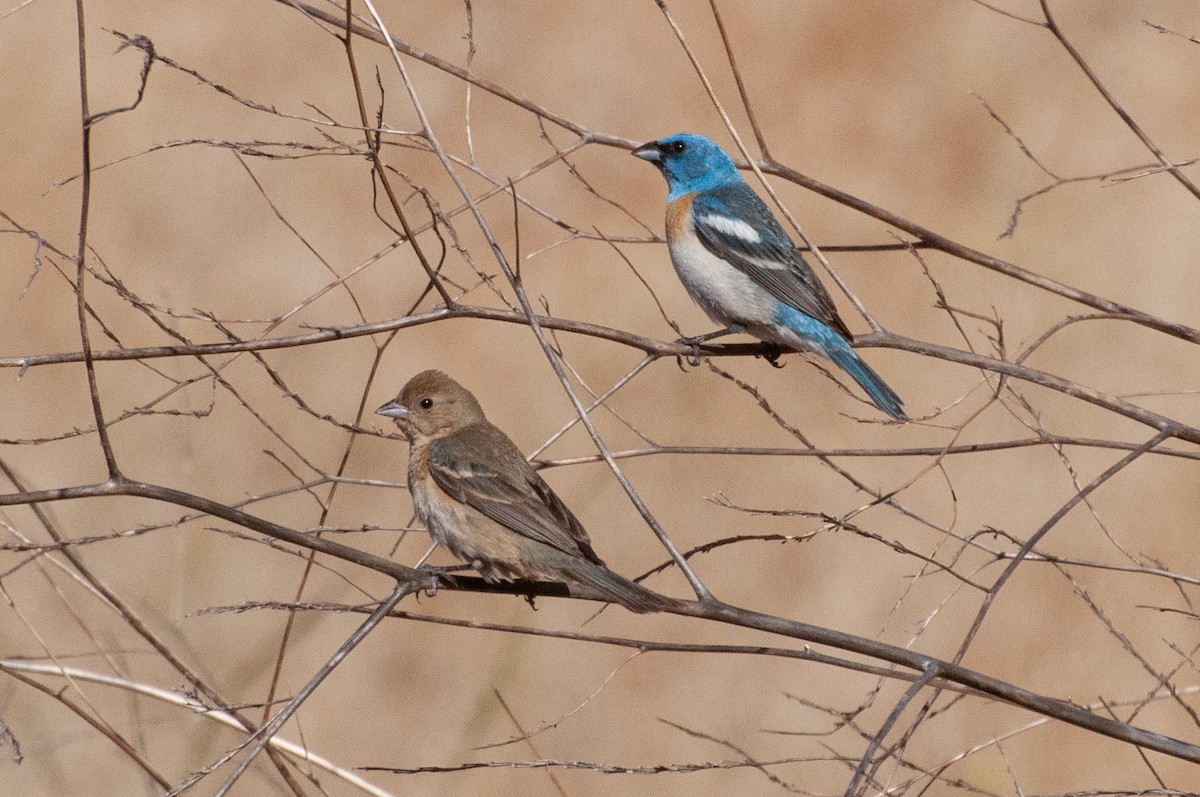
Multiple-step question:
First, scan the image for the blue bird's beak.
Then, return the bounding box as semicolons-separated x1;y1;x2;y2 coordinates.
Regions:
631;141;662;163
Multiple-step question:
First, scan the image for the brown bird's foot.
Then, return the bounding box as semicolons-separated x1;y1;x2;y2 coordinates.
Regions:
465;556;489;583
418;563;472;596
758;343;787;368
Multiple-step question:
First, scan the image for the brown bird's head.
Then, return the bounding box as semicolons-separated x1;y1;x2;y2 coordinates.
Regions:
376;370;486;442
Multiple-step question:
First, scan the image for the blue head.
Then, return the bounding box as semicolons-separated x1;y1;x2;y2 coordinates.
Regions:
632;133;742;200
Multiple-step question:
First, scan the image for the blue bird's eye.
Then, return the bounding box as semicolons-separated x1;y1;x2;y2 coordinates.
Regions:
666;140;686;154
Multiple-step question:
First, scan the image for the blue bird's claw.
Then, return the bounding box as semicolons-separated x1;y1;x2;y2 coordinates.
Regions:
672;334;707;368
759;343;787;368
675;326;738;367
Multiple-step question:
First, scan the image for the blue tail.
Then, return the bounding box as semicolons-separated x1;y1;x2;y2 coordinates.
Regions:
825;342;907;420
774;305;907;420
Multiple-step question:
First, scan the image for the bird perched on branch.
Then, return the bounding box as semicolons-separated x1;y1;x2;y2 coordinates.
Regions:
376;370;673;613
632;132;907;421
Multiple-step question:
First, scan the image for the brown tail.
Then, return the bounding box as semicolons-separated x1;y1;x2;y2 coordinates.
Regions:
564;558;678;614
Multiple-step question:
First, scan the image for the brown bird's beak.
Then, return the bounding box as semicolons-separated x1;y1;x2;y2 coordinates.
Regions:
631;140;662;164
375;399;409;420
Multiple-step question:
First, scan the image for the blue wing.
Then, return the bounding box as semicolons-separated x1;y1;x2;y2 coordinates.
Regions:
690;184;853;340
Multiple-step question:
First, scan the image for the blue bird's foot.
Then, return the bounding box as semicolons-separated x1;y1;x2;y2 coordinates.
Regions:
758;343;787;368
676;326;739;367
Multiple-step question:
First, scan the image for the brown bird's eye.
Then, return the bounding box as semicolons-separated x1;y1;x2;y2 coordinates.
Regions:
419;397;434;410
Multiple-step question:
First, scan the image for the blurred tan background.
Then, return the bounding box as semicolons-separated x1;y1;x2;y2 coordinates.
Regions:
2;1;1199;794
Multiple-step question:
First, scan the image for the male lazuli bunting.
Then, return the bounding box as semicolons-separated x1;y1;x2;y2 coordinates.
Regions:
377;370;674;613
633;133;907;421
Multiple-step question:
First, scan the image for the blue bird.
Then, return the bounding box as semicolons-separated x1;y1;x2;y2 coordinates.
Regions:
632;133;907;421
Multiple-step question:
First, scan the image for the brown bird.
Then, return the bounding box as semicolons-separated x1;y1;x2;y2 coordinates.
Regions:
376;370;672;613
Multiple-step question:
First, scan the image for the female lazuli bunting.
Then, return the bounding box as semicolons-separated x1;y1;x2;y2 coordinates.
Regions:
633;133;907;421
376;370;673;613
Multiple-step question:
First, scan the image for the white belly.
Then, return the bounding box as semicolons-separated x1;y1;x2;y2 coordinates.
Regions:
667;235;776;328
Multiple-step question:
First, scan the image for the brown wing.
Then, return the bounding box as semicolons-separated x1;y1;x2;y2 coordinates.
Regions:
428;423;605;566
